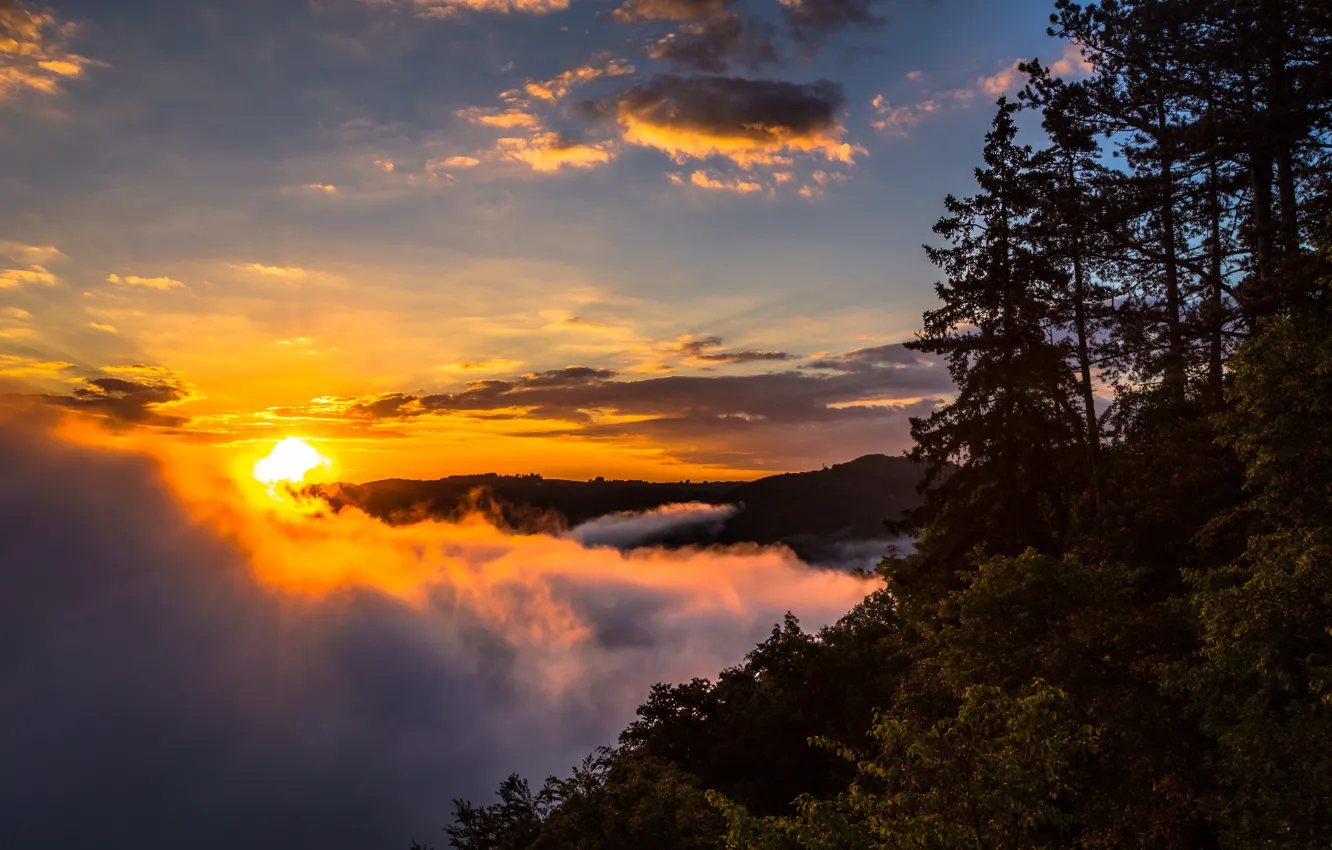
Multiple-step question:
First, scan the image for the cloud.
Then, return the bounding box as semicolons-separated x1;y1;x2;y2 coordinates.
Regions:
231;263;310;279
107;273;186;290
0;265;57;287
40;367;198;427
1048;42;1094;78
524;58;635;102
0;239;65;288
0;354;74;379
805;342;925;371
570;502;738;548
433;155;481;169
676;334;794;362
0;415;872;849
780;0;882;39
367;0;571;17
456;91;616;174
872;44;1094;137
0;3;96;103
493;132;615;172
674;170;764;193
612;0;775;73
0;240;66;265
614;75;863;168
86;322;117;333
458;106;542;128
611;0;730;22
645;14;777;73
869;88;972;135
978;60;1024;97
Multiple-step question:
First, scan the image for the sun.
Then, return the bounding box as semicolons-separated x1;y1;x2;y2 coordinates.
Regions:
253;437;332;487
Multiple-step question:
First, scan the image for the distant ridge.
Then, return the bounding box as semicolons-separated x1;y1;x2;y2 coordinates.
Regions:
312;454;925;567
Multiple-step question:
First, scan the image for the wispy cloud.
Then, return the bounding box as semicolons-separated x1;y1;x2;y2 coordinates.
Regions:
231;263;311;280
524;58;636;102
870;43;1094;137
365;0;571;18
0;240;65;288
107;273;186;291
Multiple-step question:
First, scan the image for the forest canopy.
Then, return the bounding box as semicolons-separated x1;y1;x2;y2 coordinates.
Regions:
423;1;1332;846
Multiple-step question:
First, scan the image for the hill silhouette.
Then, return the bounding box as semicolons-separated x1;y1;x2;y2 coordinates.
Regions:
312;454;924;567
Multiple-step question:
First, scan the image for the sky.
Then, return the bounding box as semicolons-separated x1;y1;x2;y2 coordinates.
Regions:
0;0;1088;482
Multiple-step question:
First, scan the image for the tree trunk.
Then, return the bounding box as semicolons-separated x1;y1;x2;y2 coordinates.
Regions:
1207;155;1225;406
1276;144;1299;256
1157;99;1185;407
1072;250;1101;513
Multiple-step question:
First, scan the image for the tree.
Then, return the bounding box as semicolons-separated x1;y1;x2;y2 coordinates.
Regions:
896;99;1085;596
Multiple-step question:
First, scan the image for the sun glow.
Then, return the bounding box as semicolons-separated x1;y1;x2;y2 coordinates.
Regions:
252;437;331;487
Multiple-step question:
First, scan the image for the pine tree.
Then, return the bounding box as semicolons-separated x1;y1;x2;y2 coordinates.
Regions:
896;100;1085;591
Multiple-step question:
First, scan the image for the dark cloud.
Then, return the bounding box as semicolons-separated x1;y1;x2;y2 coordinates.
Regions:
41;372;194;427
782;0;885;39
805;342;925;371
0;417;868;849
645;14;778;72
620;75;844;136
678;335;795;364
611;0;775;72
614;74;853;166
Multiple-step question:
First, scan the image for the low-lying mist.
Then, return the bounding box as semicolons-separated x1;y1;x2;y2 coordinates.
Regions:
0;415;875;850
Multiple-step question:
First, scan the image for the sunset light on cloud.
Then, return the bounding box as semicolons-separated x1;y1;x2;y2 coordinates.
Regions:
0;0;1122;845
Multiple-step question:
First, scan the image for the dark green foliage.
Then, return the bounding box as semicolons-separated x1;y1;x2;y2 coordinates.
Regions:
621;595;910;817
1186;248;1332;846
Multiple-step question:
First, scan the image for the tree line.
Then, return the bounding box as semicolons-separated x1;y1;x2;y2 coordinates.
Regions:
418;1;1332;846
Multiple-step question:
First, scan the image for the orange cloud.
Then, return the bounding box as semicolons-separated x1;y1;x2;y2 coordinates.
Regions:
231;263;310;280
1049;42;1094;78
368;0;571;16
0;239;64;288
494;132;615;172
107;273;186;290
0;354;75;379
683;170;763;193
434;155;481;168
458;106;542;128
524;58;635;102
0;3;96;102
0;265;57;287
